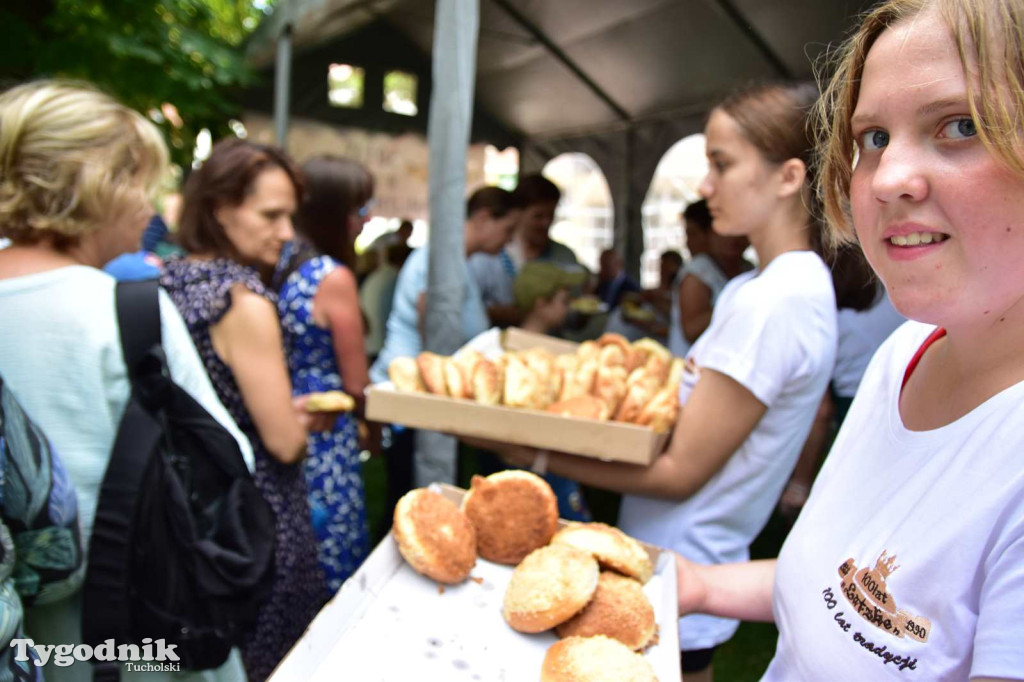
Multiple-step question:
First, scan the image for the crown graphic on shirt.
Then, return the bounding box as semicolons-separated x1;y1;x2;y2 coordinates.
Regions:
874;551;900;578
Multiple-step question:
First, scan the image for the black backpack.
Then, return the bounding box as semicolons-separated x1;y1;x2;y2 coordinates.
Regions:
82;280;275;678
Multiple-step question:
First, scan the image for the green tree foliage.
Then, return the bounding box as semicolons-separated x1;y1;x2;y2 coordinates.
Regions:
0;0;273;167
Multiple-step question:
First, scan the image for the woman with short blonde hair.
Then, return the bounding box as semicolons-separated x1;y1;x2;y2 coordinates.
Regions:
0;80;167;250
0;80;251;681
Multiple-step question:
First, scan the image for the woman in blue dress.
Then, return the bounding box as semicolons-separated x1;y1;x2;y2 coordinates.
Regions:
276;156;375;592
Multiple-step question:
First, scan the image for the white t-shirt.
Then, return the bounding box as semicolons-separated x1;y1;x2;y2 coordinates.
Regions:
765;322;1024;681
833;293;906;398
619;250;837;651
668;253;730;358
0;266;250;682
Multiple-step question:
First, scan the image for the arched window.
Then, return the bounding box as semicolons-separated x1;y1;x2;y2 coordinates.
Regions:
542;152;614;273
640;134;707;287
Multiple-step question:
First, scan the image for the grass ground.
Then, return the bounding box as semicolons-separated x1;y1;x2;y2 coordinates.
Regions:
360;448;792;682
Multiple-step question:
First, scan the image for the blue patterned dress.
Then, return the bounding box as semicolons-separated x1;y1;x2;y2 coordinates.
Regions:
278;256;370;593
160;257;326;682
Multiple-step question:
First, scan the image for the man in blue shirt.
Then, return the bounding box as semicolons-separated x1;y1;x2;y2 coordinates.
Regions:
370;187;522;531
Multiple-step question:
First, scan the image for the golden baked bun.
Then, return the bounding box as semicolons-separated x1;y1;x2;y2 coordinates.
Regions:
547;395;611;421
554;354;579;401
388;357;424;392
643;354;670;387
503;544;599;633
472;358;502;405
597;332;631;353
635;386;679;434
632;337;671;362
665;357;684;391
444;357;471;399
613;380;656;424
416;352;449;395
461;471;558;565
562;358;598;401
522;349;557;407
303;390;355;412
453;348;485;380
503;353;538;408
576;340;600;363
551;522;653;584
555;572;657;650
598;343;626;368
594;365;628;413
541;636;657;682
393;489;476;584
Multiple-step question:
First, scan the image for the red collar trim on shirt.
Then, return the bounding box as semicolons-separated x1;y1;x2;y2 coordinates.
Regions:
901;327;947;390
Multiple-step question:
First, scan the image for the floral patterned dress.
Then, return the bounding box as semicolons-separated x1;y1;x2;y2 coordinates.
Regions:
278;256;370;593
160;257;326;682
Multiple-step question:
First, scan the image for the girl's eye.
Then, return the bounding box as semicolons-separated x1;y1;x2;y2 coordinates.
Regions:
940;117;977;139
858;129;889;151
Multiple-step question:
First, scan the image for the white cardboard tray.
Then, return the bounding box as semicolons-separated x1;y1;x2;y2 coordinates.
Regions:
269;494;682;681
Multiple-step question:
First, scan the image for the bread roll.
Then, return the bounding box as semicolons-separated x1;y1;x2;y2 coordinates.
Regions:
472;358;502;405
644;354;670;387
554;354;579;402
635;386;679;434
546;395;611;421
388;357;424;392
551;522;653;584
555;572;657;651
504;353;539;408
503;544;599;633
416;351;448;395
594;365;628;413
393;489;476;584
597;332;631;354
564;358;598;401
303;390;355;412
541;636;657;682
598;343;626;368
614;380;656;424
461;471;558;565
576;340;600;363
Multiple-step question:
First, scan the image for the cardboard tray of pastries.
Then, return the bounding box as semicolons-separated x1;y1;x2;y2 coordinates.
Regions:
268;482;681;681
366;328;675;465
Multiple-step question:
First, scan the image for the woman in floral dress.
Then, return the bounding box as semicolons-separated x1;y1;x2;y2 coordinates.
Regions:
276;156;374;592
161;140;329;681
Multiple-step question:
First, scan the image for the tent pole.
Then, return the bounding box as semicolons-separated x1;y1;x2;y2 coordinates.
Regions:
273;17;293;148
415;0;481;487
623;125;644;282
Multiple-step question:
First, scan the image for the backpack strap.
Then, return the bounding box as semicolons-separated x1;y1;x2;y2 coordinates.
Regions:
115;280;163;377
81;281;164;682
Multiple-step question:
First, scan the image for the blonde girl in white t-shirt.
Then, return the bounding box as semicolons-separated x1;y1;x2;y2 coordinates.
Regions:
674;0;1024;679
478;82;840;679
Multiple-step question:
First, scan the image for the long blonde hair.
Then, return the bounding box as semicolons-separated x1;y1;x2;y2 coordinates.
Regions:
0;80;169;247
816;0;1024;243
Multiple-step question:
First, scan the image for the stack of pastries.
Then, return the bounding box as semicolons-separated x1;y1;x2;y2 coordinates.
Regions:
392;473;661;680
386;333;682;434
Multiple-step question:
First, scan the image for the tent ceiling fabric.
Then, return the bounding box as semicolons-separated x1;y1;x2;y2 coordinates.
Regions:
246;0;876;279
250;0;877;141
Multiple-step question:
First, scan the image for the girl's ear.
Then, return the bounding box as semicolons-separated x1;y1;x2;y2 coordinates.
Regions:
776;158;808;199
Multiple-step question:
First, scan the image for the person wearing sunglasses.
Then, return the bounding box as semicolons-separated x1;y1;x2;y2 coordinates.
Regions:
275;155;379;596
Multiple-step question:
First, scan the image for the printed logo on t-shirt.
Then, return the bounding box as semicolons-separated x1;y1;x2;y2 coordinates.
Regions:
837;551;931;643
678;358;700;405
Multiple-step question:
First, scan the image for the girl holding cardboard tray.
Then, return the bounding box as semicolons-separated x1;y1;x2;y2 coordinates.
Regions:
479;80;840;679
